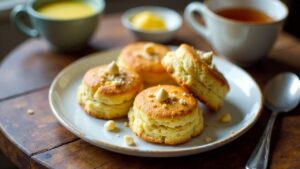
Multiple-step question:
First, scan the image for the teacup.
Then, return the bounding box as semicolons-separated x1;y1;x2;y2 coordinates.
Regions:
11;0;105;52
184;0;288;66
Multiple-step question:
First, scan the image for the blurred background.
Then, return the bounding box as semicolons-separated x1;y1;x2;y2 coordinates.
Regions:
0;0;299;168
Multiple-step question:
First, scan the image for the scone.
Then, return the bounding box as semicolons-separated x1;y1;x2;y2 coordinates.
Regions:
162;44;230;111
128;85;204;145
78;61;143;119
117;42;174;86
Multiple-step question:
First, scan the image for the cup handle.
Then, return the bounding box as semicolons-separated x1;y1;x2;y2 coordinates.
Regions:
11;5;39;37
184;2;210;42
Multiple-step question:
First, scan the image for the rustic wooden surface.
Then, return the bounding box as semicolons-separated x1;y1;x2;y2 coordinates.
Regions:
0;13;300;169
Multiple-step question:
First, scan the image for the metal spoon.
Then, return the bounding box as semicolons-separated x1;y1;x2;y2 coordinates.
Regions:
246;72;300;169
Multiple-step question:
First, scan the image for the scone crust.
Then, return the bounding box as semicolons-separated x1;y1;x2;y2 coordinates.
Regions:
129;85;204;145
129;109;204;145
79;102;132;119
78;64;143;119
179;44;229;87
162;44;230;110
118;42;169;73
134;85;196;119
118;42;174;85
83;65;143;96
129;107;204;145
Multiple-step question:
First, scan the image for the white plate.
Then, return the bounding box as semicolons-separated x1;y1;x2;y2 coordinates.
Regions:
49;49;263;157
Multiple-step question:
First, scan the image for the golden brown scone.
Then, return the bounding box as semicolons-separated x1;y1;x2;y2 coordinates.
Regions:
78;61;143;119
162;44;230;111
117;42;175;87
128;85;204;145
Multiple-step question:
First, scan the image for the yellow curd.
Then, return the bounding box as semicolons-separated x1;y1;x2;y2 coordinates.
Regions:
37;1;96;20
130;11;166;31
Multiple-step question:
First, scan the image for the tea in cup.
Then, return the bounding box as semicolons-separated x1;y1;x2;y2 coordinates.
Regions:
184;0;288;66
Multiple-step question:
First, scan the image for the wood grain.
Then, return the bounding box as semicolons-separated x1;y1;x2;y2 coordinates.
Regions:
0;88;78;161
0;40;78;100
271;32;299;52
269;44;300;69
0;128;31;169
270;113;300;169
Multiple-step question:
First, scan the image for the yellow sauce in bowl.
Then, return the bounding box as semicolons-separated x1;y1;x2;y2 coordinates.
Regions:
37;1;96;20
130;11;166;31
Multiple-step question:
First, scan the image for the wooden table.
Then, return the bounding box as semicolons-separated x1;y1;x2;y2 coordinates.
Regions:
1;13;300;169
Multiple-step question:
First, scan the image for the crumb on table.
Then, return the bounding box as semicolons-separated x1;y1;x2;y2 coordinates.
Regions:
26;109;34;115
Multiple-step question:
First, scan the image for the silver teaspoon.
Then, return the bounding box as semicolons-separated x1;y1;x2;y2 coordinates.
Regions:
246;72;300;169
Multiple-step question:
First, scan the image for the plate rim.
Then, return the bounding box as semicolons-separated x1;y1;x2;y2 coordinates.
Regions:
49;49;263;157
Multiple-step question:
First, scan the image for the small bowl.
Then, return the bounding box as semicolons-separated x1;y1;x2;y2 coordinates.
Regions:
122;6;182;43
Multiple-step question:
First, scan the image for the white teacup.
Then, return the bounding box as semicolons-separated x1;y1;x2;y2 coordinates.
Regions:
184;0;288;66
